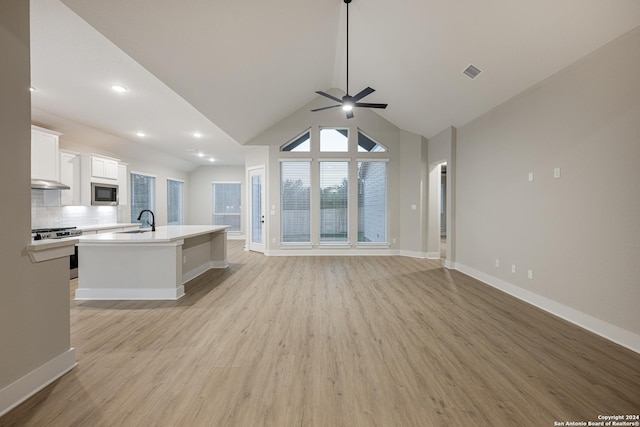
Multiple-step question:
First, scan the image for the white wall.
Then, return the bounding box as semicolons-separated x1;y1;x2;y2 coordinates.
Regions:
455;27;640;339
0;1;74;414
399;131;428;255
188;165;246;233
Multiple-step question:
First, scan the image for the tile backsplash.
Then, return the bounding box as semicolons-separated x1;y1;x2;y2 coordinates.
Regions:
31;190;118;229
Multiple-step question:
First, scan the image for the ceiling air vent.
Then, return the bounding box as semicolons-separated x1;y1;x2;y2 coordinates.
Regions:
463;64;482;79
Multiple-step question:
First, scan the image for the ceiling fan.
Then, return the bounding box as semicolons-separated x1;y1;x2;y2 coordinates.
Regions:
311;0;387;119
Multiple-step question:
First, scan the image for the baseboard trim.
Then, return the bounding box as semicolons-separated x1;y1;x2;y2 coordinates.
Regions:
182;261;229;284
75;286;184;300
398;250;429;259
426;252;441;259
455;263;640;354
0;348;76;417
267;248;398;257
265;248;436;258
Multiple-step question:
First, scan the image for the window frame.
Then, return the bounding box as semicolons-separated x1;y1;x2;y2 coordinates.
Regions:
319;127;349;152
356;159;389;245
318;160;350;244
280;159;312;245
212;181;242;233
130;171;156;227
280;129;311;152
167;178;184;226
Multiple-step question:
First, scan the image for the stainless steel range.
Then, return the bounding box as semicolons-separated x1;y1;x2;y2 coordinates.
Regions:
32;227;83;279
32;227;83;240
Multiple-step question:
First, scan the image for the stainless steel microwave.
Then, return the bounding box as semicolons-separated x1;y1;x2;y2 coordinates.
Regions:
91;183;118;205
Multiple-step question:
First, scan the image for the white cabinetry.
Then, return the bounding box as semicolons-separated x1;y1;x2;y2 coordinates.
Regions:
118;163;128;206
80;154;122;205
91;156;118;180
59;150;80;206
31;126;61;181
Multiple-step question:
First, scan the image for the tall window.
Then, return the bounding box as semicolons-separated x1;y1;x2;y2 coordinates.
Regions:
212;182;241;232
131;172;156;226
167;179;184;225
357;161;387;243
319;161;349;243
281;161;311;243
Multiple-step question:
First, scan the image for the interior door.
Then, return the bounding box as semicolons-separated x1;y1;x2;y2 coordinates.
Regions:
248;167;265;253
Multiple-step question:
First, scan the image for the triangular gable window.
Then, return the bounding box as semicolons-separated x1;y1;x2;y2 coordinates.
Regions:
281;130;311;152
357;130;387;152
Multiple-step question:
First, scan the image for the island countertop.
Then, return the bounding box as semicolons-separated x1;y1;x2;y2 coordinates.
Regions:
76;225;230;300
76;225;229;244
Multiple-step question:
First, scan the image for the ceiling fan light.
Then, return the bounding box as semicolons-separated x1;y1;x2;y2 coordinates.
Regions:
342;103;353;111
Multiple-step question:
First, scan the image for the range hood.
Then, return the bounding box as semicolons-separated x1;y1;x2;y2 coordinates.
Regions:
31;179;70;190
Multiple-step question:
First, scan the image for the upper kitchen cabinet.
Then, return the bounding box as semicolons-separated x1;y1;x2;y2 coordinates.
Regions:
31;126;61;181
90;155;119;181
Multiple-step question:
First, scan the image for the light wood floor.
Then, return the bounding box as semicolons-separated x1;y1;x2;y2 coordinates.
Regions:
2;241;639;426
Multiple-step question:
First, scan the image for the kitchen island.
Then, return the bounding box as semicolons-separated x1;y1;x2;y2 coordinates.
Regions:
75;225;229;300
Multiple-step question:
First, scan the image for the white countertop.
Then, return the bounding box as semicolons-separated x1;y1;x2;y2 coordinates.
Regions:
77;223;139;233
76;225;229;244
29;223;139;251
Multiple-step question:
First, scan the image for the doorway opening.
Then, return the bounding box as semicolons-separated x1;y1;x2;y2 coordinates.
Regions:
440;164;447;259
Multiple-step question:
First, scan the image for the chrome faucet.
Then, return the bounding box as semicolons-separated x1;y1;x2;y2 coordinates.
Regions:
137;209;156;231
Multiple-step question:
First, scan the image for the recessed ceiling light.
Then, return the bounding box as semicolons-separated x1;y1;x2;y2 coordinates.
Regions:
29;86;36;92
197;152;204;157
111;84;128;93
193;132;202;138
208;158;215;162
136;132;146;137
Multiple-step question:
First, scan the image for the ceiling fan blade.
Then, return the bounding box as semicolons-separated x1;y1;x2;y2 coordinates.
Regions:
315;91;343;103
355;102;388;109
352;87;375;102
311;104;342;112
346;110;354;119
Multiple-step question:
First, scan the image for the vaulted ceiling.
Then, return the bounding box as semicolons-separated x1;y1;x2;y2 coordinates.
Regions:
30;0;640;167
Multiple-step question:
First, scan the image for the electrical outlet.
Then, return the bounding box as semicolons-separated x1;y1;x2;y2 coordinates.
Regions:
392;238;396;244
272;238;276;244
183;256;187;263
495;259;500;268
511;264;516;274
528;270;533;280
554;168;561;178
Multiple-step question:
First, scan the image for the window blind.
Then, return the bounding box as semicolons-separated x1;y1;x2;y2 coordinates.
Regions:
212;183;241;232
167;179;184;225
130;173;156;226
319;161;349;243
281;161;311;243
357;161;387;243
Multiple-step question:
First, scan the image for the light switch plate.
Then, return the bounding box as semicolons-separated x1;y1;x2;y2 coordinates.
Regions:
554;168;561;178
528;172;534;182
528;269;534;280
511;264;516;274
